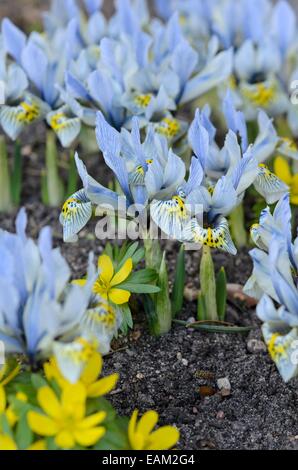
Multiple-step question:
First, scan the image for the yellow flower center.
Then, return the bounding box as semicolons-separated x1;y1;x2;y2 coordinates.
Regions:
156;118;180;138
134;94;152;108
17;101;40;123
244;83;275;107
50;112;67;131
268;333;287;361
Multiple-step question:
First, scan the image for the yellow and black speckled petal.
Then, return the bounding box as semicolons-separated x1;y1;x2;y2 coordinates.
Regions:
254;164;289;205
59;189;92;242
183;216;237;255
150;195;190;240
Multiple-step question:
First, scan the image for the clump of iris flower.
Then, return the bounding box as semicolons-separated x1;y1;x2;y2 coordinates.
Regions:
244;194;298;382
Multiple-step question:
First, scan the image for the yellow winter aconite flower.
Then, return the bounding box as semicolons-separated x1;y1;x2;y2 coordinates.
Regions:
0;434;46;451
44;351;119;398
27;383;106;449
274;156;298;205
93;255;133;305
128;410;180;450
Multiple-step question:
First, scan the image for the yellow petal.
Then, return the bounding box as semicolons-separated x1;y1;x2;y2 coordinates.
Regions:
73;427;106;447
87;374;119;398
137;411;159;437
98;255;114;284
37;386;62;419
0;385;6;413
77;412;106;429
6;408;18;427
62;383;86;420
27;440;47;450
27;412;59;436
291;195;298;205
273;156;292;185
128;410;138;445
108;288;131;305
146;426;180;450
110;259;133;287
55;431;75;449
0;434;17;450
81;352;103;386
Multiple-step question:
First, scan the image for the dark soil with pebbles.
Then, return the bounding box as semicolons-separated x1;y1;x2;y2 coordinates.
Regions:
1;202;297;450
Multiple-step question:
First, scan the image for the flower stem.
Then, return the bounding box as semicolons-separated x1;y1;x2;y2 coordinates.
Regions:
199;245;218;321
0;136;13;213
229;203;247;248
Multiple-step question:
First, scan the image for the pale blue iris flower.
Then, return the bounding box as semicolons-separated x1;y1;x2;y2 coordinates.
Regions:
244;194;298;382
1;18;82;146
0;209;96;363
189;99;289;206
60;111;189;242
58;10;233;135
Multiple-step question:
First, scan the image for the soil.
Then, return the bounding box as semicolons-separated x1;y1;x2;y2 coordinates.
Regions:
1;0;298;452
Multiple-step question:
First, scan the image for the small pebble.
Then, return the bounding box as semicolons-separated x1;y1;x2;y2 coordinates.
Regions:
247;339;267;354
136;372;144;380
177;352;182;360
217;411;225;419
181;358;188;366
217;377;231;391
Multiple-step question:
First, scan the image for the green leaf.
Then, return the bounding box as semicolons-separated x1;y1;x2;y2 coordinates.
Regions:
11;140;22;206
171;244;185;318
86;397;116;423
94;417;130;450
31;373;48;390
197;293;207;321
15;414;34;450
118;242;138;265
173;320;253;334
200;246;218;321
131;247;145;266
45;131;65;207
118;283;160;294
124;268;158;284
119;304;133;333
216;267;227;321
0;135;13;212
66;150;78;198
153;252;172;335
104;243;114;260
143;294;158;335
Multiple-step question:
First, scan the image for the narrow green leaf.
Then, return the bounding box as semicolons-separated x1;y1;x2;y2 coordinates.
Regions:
94;417;130;450
11;140;22;206
45;131;64;207
152;252;172;335
124;268;158;284
31;373;48;390
117;283;160;294
216;267;227;321
66;150;78;198
0;135;13;212
200;246;218;321
15;414;34;450
119;304;133;333
197;293;207;321
171;244;185;318
131;247;145;266
117;242;139;268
